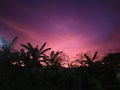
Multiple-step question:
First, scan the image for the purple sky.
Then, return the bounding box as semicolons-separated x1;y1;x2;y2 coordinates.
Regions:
0;0;120;57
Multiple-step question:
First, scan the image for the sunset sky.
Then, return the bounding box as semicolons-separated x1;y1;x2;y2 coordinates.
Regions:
0;0;120;58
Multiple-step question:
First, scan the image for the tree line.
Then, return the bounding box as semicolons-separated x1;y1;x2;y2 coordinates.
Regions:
0;37;120;90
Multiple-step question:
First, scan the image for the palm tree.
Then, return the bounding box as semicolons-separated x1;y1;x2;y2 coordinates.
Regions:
21;42;51;67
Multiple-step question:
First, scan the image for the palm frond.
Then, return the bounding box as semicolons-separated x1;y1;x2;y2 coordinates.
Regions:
39;42;46;53
21;44;30;50
54;51;62;58
92;51;97;61
40;48;51;54
84;53;91;62
27;43;34;52
50;51;55;58
9;36;18;49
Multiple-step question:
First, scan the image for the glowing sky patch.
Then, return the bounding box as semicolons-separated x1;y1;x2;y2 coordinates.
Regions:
0;0;120;57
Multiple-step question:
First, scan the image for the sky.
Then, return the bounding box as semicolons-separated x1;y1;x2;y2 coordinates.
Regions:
0;0;120;58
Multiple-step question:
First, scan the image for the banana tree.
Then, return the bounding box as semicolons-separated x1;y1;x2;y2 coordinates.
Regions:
80;51;104;76
80;51;98;67
21;42;51;67
0;37;18;63
0;36;18;54
44;51;62;68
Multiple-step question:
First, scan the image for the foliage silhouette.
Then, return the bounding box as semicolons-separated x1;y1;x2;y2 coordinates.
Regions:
0;36;18;64
21;42;51;67
102;52;120;68
101;52;120;88
81;51;98;67
0;36;18;53
0;37;120;90
45;51;62;68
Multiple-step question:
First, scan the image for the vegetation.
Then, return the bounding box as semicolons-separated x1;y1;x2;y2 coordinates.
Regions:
0;37;120;90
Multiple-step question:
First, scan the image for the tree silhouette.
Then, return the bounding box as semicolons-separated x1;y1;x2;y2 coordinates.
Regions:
80;51;98;67
21;42;51;67
80;51;104;78
46;51;62;68
0;36;18;53
0;36;120;90
0;36;18;63
102;52;120;68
